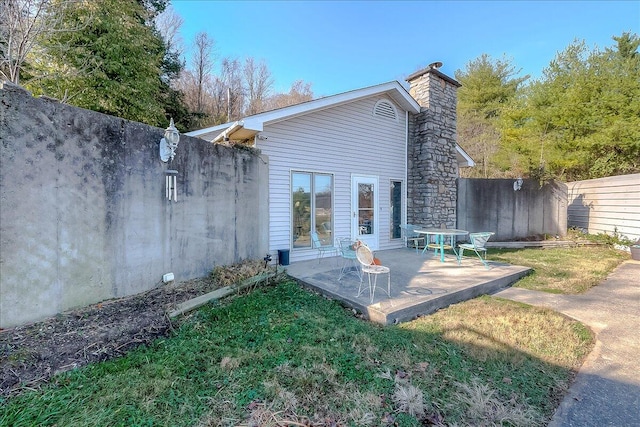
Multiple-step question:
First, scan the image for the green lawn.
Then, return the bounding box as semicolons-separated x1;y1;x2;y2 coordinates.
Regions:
487;245;629;293
1;277;595;426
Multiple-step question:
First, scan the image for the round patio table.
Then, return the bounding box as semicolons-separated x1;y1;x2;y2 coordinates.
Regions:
415;228;469;262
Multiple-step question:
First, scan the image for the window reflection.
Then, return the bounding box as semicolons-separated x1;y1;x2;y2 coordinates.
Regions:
358;183;374;235
390;181;402;239
292;172;333;248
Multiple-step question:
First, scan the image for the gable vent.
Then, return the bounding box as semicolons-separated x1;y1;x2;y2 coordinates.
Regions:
373;100;398;121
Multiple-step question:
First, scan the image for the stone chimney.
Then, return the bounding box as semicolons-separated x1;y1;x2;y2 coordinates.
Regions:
406;64;461;229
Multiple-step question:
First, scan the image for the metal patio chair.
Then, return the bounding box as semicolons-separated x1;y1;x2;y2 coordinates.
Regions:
337;238;362;281
355;244;391;303
400;224;425;254
457;232;495;269
311;232;337;263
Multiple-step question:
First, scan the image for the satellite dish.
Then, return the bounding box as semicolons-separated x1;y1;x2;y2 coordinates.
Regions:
428;61;443;69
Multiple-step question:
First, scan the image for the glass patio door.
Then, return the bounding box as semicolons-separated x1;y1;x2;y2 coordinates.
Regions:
351;175;379;249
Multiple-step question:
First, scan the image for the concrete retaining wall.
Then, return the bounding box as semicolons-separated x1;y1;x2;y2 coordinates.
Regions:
0;82;269;328
457;178;567;241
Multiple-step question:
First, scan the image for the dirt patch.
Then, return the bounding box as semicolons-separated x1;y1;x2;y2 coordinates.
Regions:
0;261;273;399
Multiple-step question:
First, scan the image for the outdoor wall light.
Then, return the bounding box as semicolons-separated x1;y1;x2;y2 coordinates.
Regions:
513;177;524;191
160;118;180;162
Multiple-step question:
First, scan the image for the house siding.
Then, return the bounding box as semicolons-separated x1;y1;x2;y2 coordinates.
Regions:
257;95;409;263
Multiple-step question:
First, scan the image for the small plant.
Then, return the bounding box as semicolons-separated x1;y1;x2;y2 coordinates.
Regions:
393;382;425;418
210;259;269;287
587;229;633;247
452;379;541;426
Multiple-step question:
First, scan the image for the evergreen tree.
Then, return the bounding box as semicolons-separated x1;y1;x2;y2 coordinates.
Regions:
24;0;184;127
458;33;639;181
526;33;640;180
455;54;528;177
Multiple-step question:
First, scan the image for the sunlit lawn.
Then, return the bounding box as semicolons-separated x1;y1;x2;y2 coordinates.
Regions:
1;277;594;427
488;245;629;293
3;246;626;426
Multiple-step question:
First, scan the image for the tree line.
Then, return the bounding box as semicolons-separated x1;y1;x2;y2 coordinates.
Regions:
0;0;313;132
2;1;637;181
456;32;639;181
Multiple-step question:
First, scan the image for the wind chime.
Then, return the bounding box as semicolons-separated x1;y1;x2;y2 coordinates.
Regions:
165;169;178;202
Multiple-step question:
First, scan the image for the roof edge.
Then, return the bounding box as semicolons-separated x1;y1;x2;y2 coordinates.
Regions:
456;145;476;168
188;80;421;139
185;123;231;137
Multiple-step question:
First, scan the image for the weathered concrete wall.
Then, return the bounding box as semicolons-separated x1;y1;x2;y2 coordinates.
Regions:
567;174;640;242
0;82;268;328
407;67;460;228
457;178;567;240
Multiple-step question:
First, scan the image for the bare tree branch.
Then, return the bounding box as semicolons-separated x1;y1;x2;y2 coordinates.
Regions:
155;4;183;58
192;31;214;113
264;80;314;110
0;0;83;84
243;57;273;115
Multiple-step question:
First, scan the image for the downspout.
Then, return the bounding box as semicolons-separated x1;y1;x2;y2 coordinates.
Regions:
405;110;409;227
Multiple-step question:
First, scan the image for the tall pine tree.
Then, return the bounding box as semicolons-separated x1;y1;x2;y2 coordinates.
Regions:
24;0;183;127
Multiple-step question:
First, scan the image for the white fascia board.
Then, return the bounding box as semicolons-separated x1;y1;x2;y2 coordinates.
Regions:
187;81;420;138
185;122;232;137
240;118;264;132
456;145;476;167
241;81;420;128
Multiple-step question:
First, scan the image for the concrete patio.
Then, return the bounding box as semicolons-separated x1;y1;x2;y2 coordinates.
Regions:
285;248;531;325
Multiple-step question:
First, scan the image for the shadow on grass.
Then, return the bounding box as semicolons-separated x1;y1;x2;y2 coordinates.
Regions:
0;280;623;427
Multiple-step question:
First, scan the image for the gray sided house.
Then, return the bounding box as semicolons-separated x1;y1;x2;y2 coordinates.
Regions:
189;66;474;264
0;65;472;328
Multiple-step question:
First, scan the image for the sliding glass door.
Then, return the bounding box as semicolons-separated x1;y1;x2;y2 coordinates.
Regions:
292;171;333;249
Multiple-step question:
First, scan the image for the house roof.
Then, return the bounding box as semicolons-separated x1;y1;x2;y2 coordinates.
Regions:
185;81;420;142
185;79;475;168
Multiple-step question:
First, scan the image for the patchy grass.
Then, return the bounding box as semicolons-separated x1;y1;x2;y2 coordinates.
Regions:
487;246;629;293
1;281;593;427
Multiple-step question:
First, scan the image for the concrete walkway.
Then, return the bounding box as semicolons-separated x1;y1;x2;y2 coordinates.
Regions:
495;260;640;427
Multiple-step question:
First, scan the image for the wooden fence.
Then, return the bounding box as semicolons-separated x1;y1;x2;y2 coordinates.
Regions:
567;174;640;242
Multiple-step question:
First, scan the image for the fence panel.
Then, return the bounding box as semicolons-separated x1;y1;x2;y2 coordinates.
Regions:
567;174;640;242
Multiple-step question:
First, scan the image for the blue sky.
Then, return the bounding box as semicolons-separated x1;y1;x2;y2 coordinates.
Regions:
171;0;639;97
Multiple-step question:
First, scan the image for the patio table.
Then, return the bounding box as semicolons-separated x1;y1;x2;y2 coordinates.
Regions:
415;228;469;262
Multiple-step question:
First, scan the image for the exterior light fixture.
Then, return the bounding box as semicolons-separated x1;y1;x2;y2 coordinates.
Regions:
513;177;524;191
160;118;180;162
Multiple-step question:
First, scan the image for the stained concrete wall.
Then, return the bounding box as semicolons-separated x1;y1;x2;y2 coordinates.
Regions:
457;178;567;241
0;82;269;328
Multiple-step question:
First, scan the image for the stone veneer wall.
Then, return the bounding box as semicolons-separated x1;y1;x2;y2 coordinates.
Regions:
406;67;460;228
